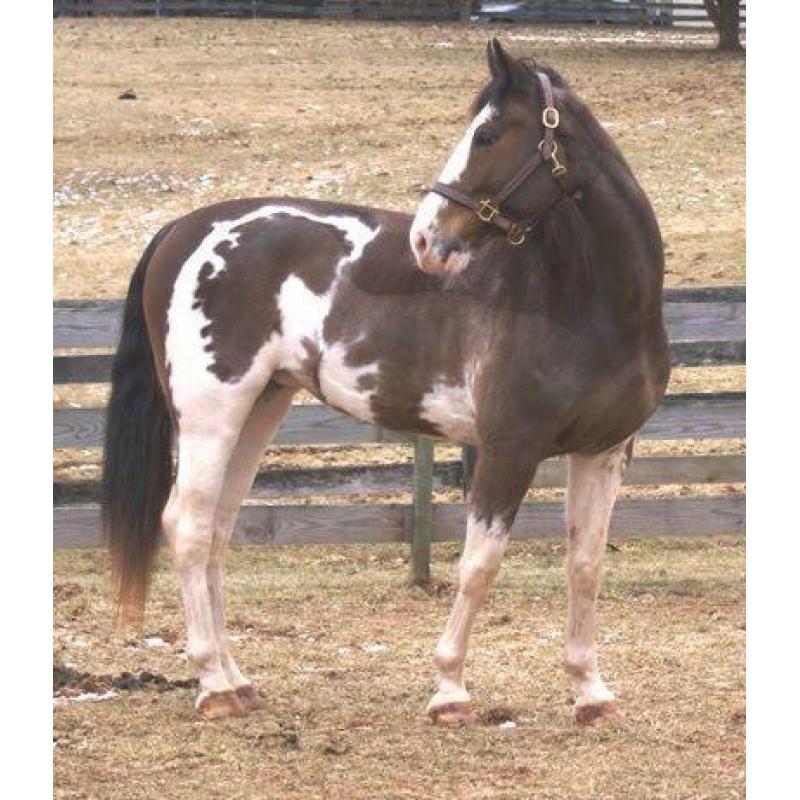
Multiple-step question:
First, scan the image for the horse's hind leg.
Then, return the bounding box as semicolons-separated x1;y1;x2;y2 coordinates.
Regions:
564;437;632;724
162;419;243;719
206;385;296;711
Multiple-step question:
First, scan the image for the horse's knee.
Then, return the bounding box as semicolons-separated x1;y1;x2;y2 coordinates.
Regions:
568;550;603;596
458;540;505;597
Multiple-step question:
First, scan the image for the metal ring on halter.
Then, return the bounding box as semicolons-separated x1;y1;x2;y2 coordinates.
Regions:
477;198;500;223
507;227;527;246
542;107;560;129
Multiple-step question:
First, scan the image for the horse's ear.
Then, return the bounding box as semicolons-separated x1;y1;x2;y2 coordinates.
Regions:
486;38;531;91
487;38;510;82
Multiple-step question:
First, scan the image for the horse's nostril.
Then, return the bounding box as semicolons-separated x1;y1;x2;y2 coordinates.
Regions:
413;230;429;257
434;238;461;262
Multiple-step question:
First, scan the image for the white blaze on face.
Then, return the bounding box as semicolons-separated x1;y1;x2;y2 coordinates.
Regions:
410;103;497;247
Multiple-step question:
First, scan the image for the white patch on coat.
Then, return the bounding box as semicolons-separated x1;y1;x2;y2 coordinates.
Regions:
318;341;379;424
166;203;380;422
419;365;479;444
410;103;497;245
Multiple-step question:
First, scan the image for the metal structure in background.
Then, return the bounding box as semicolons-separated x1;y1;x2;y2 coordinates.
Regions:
53;1;744;28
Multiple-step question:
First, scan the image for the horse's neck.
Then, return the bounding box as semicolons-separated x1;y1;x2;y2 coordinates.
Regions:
572;161;665;314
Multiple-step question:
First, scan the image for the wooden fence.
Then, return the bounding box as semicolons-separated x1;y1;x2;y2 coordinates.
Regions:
54;285;745;582
52;1;744;27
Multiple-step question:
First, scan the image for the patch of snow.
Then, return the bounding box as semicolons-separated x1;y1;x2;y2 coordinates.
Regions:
54;690;118;707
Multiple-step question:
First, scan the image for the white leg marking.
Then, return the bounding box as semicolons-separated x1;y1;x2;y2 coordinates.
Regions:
162;430;242;704
208;387;296;690
564;442;629;711
428;513;508;715
410;104;497;244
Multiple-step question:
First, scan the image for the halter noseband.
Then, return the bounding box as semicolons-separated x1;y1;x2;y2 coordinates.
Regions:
428;71;568;247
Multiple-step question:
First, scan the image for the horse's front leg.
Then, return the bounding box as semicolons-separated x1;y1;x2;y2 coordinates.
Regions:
427;441;539;726
564;438;632;724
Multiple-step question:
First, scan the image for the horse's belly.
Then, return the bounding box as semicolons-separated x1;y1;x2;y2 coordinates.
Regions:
316;343;379;425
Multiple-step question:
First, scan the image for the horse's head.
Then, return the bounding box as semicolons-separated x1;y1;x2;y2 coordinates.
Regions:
411;40;579;276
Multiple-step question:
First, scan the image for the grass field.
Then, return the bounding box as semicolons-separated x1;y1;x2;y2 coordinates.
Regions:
53;19;745;298
55;539;744;800
53;18;745;800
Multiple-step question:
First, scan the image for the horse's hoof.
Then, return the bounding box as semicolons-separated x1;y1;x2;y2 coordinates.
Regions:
428;701;477;727
197;689;247;720
575;700;619;726
235;684;264;712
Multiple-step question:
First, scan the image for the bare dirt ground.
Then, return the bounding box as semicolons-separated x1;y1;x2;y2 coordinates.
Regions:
54;538;744;800
54;20;745;799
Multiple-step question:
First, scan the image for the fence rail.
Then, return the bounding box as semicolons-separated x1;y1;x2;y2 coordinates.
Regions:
53;284;745;571
55;495;744;549
53;1;744;26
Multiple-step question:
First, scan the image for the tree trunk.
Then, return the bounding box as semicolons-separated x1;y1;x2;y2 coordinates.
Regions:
459;0;472;24
703;0;743;52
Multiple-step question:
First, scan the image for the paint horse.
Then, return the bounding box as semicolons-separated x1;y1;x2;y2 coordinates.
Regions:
103;40;670;725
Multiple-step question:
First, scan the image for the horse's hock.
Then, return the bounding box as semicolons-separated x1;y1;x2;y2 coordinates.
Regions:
53;283;745;578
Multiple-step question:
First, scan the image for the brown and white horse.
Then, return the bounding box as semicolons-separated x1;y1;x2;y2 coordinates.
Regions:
102;40;670;725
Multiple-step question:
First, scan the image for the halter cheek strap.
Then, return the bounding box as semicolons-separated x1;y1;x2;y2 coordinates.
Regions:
428;71;569;247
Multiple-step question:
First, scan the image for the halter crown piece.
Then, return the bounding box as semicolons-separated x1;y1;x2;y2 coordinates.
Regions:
429;71;568;247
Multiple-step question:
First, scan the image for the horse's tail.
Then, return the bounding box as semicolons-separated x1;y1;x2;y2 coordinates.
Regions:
101;225;174;622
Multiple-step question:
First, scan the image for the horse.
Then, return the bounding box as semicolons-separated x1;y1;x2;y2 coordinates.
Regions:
102;39;670;726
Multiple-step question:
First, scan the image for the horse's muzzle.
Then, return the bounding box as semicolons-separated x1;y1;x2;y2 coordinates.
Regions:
411;229;471;276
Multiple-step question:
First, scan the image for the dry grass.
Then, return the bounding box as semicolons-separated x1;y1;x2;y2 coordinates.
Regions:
54;19;745;299
53;21;745;799
54;538;745;799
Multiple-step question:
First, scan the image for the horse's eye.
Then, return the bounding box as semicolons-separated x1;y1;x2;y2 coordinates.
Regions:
473;129;498;148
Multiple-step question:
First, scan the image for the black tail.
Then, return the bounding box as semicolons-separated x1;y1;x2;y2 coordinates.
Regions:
101;226;174;621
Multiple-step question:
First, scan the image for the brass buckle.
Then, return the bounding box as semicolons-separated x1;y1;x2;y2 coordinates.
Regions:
507;227;526;246
539;140;567;177
477;198;500;223
542;106;560;129
551;149;567;177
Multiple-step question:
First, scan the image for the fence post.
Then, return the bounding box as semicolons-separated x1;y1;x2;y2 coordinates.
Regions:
410;436;434;586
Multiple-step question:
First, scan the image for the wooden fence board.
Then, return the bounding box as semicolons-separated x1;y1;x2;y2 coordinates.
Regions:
53;286;746;349
53;495;745;549
433;496;745;541
54;454;744;505
54;1;744;23
52;338;745;382
52;288;746;349
53;392;745;450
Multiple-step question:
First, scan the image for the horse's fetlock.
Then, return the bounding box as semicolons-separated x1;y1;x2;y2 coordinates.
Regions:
186;642;220;671
565;643;595;677
434;642;464;675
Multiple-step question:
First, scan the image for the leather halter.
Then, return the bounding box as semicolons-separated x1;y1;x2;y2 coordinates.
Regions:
428;71;568;247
